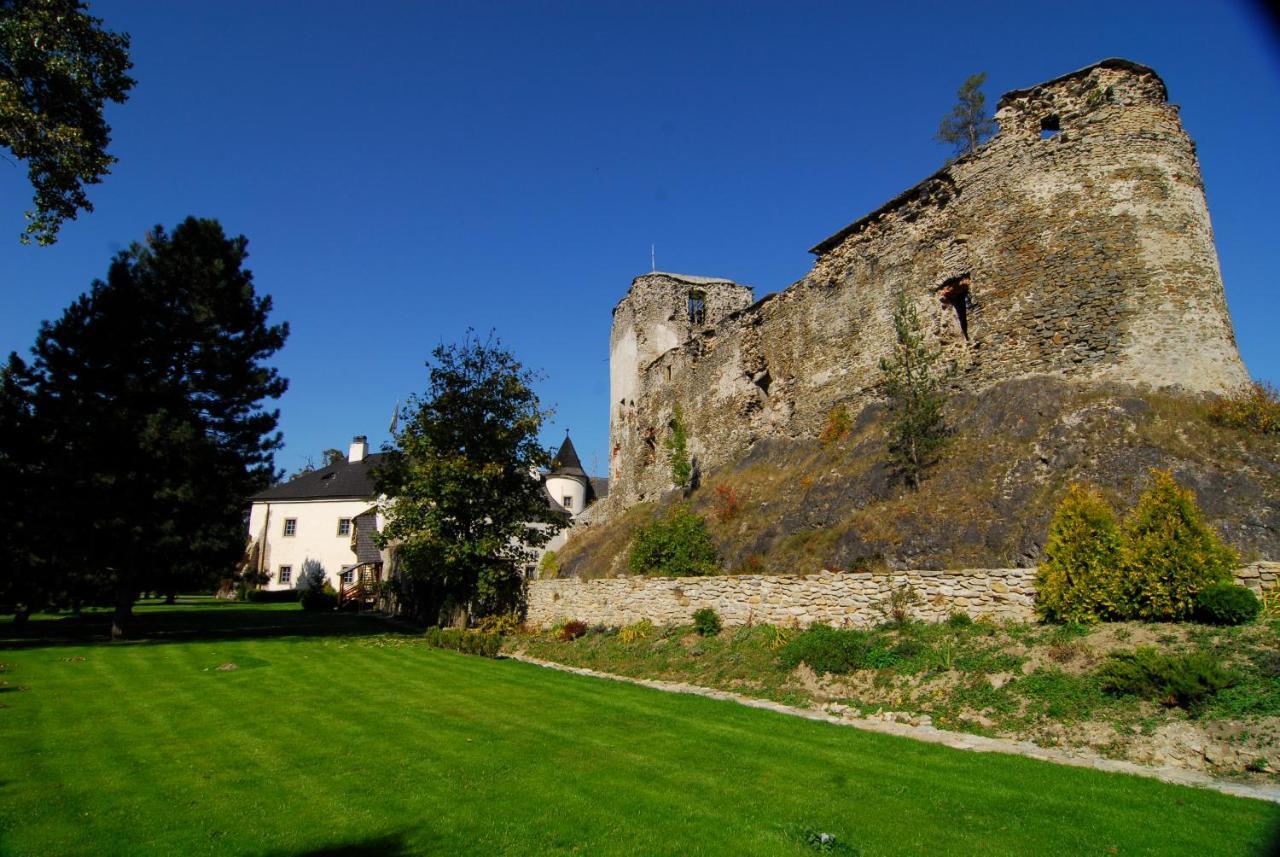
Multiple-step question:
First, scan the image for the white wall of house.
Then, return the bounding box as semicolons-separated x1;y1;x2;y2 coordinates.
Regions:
545;475;586;515
248;498;377;591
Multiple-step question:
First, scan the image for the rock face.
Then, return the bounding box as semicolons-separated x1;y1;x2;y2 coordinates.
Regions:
604;59;1250;511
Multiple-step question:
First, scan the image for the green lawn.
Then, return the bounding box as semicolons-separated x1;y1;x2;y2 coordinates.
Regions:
1;601;1277;856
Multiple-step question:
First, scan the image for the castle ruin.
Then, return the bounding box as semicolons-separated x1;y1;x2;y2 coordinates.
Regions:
605;59;1249;511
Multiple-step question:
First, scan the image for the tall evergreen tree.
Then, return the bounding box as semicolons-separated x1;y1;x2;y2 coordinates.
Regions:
376;332;565;625
936;72;997;156
3;217;288;635
879;289;949;489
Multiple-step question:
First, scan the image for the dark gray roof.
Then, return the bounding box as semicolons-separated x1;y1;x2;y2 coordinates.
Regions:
589;476;609;500
549;436;588;481
252;453;389;502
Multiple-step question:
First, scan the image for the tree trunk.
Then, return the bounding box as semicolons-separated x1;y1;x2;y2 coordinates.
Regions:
111;580;135;641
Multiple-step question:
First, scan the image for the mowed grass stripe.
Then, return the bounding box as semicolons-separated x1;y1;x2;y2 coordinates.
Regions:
1;604;1277;856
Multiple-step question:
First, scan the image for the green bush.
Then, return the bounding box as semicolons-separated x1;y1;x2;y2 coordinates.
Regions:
1036;484;1124;623
778;625;897;675
692;607;722;636
1096;646;1237;710
423;627;502;658
1119;470;1237;621
300;583;337;612
627;505;719;577
1193;582;1260;626
945;611;973;628
246;589;300;603
1208;380;1280;435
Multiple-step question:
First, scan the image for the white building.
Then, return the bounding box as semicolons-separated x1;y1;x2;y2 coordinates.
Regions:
245;436;387;592
243;433;607;593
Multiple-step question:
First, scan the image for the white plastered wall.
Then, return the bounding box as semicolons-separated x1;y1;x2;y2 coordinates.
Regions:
247;498;377;591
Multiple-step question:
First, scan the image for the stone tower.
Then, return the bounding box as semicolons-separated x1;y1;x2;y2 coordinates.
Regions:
609;273;753;487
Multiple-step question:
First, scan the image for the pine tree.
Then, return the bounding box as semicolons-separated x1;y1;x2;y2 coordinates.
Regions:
937;72;997;156
667;403;692;489
879;289;949;489
4;217;288;635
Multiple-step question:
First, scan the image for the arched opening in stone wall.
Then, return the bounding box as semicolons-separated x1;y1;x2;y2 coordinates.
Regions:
939;274;971;342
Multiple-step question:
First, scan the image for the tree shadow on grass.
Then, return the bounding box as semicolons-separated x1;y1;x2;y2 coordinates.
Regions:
0;599;418;651
258;830;431;857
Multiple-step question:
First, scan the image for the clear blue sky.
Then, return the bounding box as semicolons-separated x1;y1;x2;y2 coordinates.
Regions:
2;0;1277;478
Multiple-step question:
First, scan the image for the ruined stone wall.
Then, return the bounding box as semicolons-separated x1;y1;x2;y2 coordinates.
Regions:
604;60;1249;510
525;563;1280;629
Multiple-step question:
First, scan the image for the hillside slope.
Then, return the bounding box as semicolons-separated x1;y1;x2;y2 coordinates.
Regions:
558;378;1279;579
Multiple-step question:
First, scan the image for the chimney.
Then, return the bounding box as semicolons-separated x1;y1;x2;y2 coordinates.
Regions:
348;435;367;463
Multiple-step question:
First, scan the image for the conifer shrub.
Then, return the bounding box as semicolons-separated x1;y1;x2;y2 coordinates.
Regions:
300;583;338;612
1208;380;1280;435
1097;647;1237;710
779;625;877;674
1119;470;1237;621
692;607;722;636
1036;484;1124;623
627;505;719;577
1193;582;1261;626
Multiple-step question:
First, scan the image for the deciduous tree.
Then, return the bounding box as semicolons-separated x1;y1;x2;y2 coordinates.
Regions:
376;332;565;625
0;0;135;244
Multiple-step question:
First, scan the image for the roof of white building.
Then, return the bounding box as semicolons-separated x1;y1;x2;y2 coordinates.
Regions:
251;452;389;502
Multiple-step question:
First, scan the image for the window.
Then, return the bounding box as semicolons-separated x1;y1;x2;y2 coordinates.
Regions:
688;289;706;325
1040;114;1060;139
279;566;292;584
340;569;355;586
337;518;351;536
283;518;297;537
563;495;573;510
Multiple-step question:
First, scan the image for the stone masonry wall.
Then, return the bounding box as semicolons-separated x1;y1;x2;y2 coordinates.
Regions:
603;60;1250;510
526;563;1280;629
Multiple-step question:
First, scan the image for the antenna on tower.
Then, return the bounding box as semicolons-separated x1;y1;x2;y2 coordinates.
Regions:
651;244;656;273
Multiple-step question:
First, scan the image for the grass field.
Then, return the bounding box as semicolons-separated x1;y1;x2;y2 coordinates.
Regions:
1;601;1278;856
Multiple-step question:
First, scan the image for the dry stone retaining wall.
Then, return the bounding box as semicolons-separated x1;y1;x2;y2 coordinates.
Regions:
525;563;1280;629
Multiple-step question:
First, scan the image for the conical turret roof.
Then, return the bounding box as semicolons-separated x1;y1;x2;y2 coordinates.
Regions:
549;435;588;481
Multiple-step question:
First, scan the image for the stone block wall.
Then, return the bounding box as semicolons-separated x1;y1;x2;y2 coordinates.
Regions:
525;563;1280;629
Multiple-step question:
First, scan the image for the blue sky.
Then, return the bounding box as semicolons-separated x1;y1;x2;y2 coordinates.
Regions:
2;0;1277;478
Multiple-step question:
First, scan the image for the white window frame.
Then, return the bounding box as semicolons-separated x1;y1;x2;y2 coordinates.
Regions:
283;518;297;537
340;568;355;586
337;518;351;537
279;565;292;584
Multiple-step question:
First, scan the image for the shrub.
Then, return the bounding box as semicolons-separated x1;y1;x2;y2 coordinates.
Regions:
875;583;920;626
537;550;560;578
1194;582;1261;626
667;404;692;488
713;484;741;522
1119;470;1237;621
423;627;502;658
475;612;523;635
628;505;719;577
1208;380;1280;435
692;607;722;636
779;625;875;674
1096;647;1237;710
619;619;654;644
246;589;300;603
946;610;973;628
1036;484;1124;623
818;405;852;447
558;620;588;641
300;583;337;612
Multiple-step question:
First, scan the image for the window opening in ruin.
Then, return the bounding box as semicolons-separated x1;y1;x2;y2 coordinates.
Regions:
666;365;672;381
688;290;706;325
642;426;657;464
939;275;971;342
1040;115;1060;139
